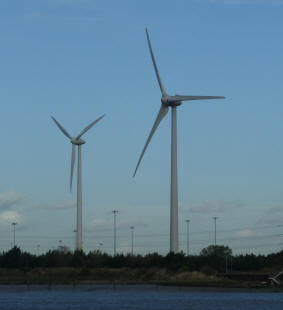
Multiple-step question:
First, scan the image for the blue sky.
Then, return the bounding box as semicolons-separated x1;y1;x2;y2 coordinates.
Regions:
0;0;283;255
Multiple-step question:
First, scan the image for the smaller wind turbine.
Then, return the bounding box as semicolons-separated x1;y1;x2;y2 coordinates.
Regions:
52;114;105;251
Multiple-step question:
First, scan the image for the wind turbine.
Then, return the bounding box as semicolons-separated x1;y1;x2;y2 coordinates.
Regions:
52;114;105;251
133;29;225;253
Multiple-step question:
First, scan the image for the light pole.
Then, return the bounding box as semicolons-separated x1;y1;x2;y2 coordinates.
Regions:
12;222;17;247
37;244;40;256
225;255;233;273
99;242;103;253
212;217;218;246
225;255;229;273
130;226;134;256
185;219;190;256
58;239;62;251
73;229;77;252
112;210;119;256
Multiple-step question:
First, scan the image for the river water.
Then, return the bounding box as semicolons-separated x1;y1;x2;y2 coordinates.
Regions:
0;284;282;310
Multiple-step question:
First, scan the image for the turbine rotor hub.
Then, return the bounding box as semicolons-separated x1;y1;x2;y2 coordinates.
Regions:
71;138;85;145
161;96;182;107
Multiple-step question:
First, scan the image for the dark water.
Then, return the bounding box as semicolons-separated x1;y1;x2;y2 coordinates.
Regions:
0;284;282;310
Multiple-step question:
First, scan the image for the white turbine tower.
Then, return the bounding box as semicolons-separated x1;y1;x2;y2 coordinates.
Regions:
133;29;225;253
52;114;105;251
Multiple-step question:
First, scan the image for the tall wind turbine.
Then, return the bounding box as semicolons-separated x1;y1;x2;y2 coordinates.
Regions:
52;114;105;251
133;29;225;253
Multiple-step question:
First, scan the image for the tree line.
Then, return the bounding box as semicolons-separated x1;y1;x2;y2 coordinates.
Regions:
1;245;283;273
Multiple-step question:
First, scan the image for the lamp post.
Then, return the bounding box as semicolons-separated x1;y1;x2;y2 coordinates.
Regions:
112;210;119;255
226;255;233;273
12;222;17;247
58;239;62;251
73;229;77;251
130;226;134;256
185;219;190;256
212;217;218;246
99;242;103;253
37;244;40;256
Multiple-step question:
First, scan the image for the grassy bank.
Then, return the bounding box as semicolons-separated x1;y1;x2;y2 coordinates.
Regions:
0;267;281;292
0;267;219;284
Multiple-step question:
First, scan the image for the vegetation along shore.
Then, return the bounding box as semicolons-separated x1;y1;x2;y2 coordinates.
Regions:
0;245;283;291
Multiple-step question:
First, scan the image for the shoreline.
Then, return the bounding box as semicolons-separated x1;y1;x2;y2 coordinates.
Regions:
0;267;282;292
0;282;282;293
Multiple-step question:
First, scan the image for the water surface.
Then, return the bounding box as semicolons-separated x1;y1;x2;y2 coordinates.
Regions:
0;284;282;310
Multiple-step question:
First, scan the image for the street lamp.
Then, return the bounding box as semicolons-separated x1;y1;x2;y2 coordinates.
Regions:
112;210;119;255
99;242;103;253
130;226;134;256
73;229;77;251
185;219;190;256
36;244;40;256
11;222;17;247
212;217;218;246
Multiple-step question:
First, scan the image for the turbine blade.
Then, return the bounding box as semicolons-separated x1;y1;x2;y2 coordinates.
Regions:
70;144;76;192
76;114;105;140
146;28;167;96
51;116;72;139
173;95;225;101
133;104;168;177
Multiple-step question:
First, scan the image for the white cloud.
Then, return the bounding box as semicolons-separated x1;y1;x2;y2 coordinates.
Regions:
118;241;131;254
236;229;256;238
257;215;283;226
87;218;112;231
0;211;26;230
52;200;76;210
53;0;91;3
86;217;147;232
257;205;283;225
0;190;22;210
264;205;283;214
31;200;76;211
200;0;283;4
183;200;244;214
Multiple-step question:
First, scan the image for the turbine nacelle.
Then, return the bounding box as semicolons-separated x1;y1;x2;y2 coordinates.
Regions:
71;138;85;145
161;96;182;107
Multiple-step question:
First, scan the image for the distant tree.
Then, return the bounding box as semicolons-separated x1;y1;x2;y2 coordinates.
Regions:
200;245;232;257
58;246;71;254
0;246;35;269
1;246;22;268
144;253;164;268
71;250;86;267
42;249;73;267
2;245;283;273
199;245;232;272
165;252;186;271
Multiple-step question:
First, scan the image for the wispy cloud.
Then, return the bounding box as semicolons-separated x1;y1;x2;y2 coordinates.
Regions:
236;229;256;238
0;211;26;230
264;205;283;214
257;215;283;226
87;218;112;232
118;241;131;254
257;205;283;225
199;0;283;4
22;10;98;23
0;191;22;210
52;0;91;3
86;217;147;232
182;200;244;214
29;200;76;211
